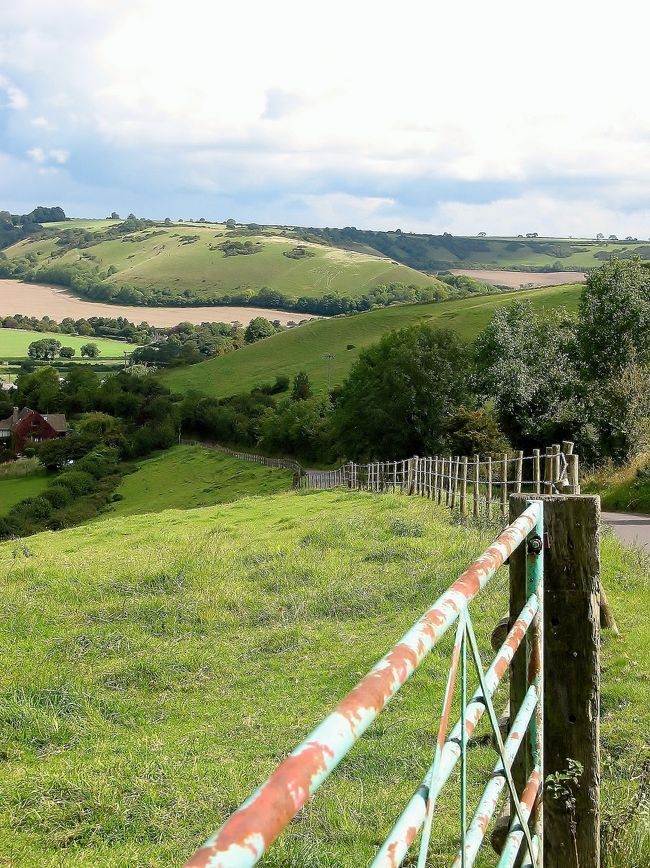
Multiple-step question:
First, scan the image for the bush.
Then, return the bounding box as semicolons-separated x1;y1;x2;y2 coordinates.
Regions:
13;496;52;521
56;470;96;496
42;486;73;508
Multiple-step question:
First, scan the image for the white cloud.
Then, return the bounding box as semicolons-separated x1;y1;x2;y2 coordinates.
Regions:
0;74;28;110
2;1;650;231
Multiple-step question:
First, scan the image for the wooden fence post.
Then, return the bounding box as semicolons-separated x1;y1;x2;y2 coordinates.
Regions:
509;493;600;868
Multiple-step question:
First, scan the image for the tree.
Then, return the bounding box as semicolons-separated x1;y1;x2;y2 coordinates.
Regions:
578;258;650;380
80;343;100;358
16;367;62;412
244;317;275;344
110;212;120;220
443;404;510;456
473;301;580;450
225;218;237;229
334;325;470;460
27;338;61;361
59;346;75;359
291;371;313;402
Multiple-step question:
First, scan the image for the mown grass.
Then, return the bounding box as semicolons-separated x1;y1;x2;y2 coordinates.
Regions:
107;445;293;517
163;283;582;398
0;467;49;516
0;328;138;359
584;454;650;514
6;222;436;302
0;489;646;866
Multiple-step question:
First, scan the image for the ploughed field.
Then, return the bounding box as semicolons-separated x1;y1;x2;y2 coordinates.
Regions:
0;487;646;865
163;282;583;398
449;269;586;287
0;279;312;328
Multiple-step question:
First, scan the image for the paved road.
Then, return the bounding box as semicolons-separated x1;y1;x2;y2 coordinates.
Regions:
602;511;650;553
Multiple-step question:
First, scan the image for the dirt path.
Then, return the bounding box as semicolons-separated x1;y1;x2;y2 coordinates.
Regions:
0;279;315;327
602;511;650;553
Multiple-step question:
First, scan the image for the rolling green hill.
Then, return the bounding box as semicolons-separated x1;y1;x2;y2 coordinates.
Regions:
0;489;645;864
304;227;650;272
4;219;438;303
107;445;292;517
0;469;49;516
163;283;583;398
0;327;138;359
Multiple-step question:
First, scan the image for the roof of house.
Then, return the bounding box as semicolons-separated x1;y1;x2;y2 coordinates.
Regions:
0;407;68;433
42;413;68;433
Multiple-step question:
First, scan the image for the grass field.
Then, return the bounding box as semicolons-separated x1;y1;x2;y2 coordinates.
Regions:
108;446;293;517
584;453;650;514
0;328;138;359
312;227;650;272
163;283;583;398
0;468;49;515
0;489;646;865
6;221;438;302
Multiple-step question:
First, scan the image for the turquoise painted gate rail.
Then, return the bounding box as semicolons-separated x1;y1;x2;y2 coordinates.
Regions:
184;501;545;867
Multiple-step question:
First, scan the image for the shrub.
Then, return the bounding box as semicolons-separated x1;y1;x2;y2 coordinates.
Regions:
13;496;52;521
42;486;73;508
56;470;96;496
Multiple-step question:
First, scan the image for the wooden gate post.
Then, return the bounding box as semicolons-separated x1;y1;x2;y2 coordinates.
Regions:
509;493;600;868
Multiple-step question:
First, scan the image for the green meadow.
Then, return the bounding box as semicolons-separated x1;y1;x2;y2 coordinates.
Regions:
0;468;49;515
163;283;582;398
0;328;138;359
108;445;293;518
0;489;646;865
5;221;437;302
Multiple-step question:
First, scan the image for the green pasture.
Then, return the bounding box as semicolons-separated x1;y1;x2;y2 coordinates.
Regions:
0;328;138;359
6;222;437;301
0;489;645;865
163;283;583;398
108;445;293;517
0;468;49;515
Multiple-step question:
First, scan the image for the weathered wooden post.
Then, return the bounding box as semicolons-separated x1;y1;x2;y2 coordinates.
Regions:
509;493;600;868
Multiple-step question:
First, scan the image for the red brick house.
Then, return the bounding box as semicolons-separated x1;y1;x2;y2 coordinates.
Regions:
0;407;68;453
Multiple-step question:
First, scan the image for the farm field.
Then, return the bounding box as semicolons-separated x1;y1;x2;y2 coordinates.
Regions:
4;220;438;302
0;469;49;515
0;279;308;328
310;227;650;271
0;489;645;865
164;283;583;398
0;326;138;359
108;445;293;517
449;268;586;287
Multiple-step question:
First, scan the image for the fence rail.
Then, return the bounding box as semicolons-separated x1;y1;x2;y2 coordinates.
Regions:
183;439;579;521
184;502;547;867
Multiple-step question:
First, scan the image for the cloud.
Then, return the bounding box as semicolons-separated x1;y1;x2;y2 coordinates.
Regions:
0;74;28;110
1;1;650;233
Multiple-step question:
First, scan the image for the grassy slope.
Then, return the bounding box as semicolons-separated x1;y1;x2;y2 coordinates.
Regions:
164;283;582;398
0;328;138;359
108;445;293;517
0;490;646;865
584;453;650;514
315;229;650;271
6;221;437;301
0;470;48;515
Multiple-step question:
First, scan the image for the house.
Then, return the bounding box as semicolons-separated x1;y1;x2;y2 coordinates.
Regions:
0;407;68;452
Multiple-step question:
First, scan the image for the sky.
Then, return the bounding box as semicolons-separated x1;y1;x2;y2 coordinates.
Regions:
1;0;650;237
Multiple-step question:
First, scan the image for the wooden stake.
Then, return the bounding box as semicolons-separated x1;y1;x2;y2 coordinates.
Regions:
473;454;480;518
533;448;541;494
515;449;523;493
544;446;553;495
501;453;508;520
486;456;492;518
510;493;601;868
460;455;468;515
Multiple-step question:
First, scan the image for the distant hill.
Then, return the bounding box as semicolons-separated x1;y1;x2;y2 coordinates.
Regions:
0;206;66;251
163;283;583;398
297;227;650;272
2;219;442;313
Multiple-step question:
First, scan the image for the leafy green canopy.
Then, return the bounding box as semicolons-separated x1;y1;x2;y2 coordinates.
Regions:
334;326;470;460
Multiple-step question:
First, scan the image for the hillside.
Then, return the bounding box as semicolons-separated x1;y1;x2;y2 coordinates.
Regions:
303;227;650;272
0;489;645;865
107;445;293;517
4;219;438;304
0;327;138;359
163;282;583;398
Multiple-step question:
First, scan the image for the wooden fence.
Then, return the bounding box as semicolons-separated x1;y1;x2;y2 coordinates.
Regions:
301;442;580;519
